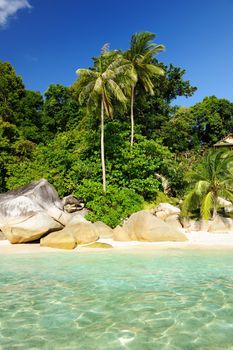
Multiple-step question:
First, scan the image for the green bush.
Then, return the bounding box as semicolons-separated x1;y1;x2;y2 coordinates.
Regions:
143;191;179;210
75;179;144;227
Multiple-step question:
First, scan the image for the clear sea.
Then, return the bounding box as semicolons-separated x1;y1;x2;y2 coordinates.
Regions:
1;250;233;350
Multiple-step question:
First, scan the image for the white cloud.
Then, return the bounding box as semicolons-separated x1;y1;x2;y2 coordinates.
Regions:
0;0;31;26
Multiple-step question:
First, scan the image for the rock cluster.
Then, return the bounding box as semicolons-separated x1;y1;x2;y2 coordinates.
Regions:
0;179;69;244
4;181;232;249
183;215;233;233
113;210;187;242
0;184;188;248
0;179;98;246
41;222;100;250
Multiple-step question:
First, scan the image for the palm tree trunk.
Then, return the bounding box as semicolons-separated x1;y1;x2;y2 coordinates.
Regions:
212;194;218;219
101;97;106;194
130;85;135;150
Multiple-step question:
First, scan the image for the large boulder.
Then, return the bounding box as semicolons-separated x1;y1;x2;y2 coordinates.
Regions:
164;214;183;230
58;222;99;245
93;221;113;238
40;222;99;249
0;179;71;243
153;203;180;221
1;213;63;244
71;223;99;244
123;211;187;242
65;212;88;226
113;225;131;241
40;230;76;250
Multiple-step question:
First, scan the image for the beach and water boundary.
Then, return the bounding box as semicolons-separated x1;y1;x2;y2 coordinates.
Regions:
2;231;233;254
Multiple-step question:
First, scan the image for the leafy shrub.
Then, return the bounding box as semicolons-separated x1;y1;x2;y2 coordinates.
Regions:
143;191;179;210
75;179;144;227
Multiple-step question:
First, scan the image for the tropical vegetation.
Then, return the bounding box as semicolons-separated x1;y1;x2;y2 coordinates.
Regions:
182;149;233;220
1;31;233;226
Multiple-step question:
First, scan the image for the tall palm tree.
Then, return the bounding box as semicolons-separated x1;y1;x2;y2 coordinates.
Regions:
124;32;165;149
182;149;233;220
74;51;135;193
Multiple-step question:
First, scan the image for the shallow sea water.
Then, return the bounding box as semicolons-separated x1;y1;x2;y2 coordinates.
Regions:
1;250;233;350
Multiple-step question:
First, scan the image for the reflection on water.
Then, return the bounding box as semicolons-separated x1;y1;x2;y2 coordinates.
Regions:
1;251;233;349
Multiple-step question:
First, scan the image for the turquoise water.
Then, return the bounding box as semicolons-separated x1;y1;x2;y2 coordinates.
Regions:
1;251;233;349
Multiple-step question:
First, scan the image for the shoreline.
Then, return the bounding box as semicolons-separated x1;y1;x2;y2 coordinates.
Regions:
2;231;233;254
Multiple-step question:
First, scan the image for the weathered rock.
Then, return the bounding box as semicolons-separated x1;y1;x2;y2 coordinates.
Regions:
123;211;187;242
153;203;180;221
65;222;99;244
0;231;5;240
1;213;63;244
65;212;88;226
218;197;233;213
93;221;113;238
62;195;85;213
81;242;113;249
184;219;211;232
180;217;193;229
0;179;73;243
208;216;233;233
165;214;183;230
155;211;168;221
188;220;210;231
113;225;131;241
40;230;76;250
155;203;180;215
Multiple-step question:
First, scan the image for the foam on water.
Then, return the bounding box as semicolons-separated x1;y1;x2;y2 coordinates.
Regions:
1;250;233;349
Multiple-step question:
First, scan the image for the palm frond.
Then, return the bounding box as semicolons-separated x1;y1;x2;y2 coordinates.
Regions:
106;56;127;72
76;68;98;78
201;192;213;220
194;180;210;197
130;32;156;57
141;44;165;63
102;86;113;117
182;190;200;217
220;188;233;203
107;79;127;104
144;64;165;76
139;70;154;95
78;81;96;104
94;77;103;94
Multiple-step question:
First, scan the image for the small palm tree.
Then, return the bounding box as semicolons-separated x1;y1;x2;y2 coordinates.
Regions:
182;149;233;220
74;51;135;193
124;32;165;149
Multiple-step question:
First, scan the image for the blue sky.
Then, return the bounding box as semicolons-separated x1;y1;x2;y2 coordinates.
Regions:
1;0;233;106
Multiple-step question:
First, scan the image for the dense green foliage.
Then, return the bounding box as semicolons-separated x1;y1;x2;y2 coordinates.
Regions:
182;149;233;219
75;180;144;227
1;31;233;225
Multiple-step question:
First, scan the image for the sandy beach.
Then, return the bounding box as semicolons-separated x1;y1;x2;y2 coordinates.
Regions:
2;231;233;254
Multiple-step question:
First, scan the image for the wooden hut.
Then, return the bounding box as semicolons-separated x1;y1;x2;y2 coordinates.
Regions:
214;134;233;150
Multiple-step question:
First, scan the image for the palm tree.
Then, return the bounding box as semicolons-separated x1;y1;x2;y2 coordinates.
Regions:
74;51;134;193
182;149;233;220
124;32;165;149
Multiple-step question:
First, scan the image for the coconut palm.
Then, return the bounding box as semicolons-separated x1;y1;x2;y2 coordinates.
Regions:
182;149;233;220
74;51;135;193
124;32;165;149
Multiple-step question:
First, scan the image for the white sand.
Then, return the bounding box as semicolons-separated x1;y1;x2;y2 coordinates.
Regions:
2;230;233;254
